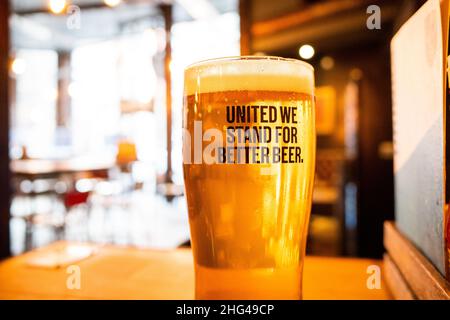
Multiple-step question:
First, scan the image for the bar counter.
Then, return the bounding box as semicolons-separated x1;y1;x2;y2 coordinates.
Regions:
0;242;390;300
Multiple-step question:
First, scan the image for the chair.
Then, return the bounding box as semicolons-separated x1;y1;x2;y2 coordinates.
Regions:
22;188;90;251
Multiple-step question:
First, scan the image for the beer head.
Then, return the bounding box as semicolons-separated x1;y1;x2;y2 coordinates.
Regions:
184;56;314;96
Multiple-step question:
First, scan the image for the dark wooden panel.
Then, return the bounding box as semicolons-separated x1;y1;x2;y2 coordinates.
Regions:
383;253;416;300
357;44;394;258
239;0;252;55
56;52;71;127
160;4;173;183
384;222;450;299
0;0;11;259
315;43;395;258
252;0;375;37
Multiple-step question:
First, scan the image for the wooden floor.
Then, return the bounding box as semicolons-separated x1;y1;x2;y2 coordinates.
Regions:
0;241;391;300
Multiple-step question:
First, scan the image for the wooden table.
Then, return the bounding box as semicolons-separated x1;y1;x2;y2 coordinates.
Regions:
0;242;391;300
11;157;116;179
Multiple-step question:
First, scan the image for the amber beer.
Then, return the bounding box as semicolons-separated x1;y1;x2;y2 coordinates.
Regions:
183;56;315;299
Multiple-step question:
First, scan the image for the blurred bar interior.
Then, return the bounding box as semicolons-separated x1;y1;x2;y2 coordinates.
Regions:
0;0;427;259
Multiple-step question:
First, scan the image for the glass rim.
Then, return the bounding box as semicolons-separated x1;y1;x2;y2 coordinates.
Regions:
185;55;314;72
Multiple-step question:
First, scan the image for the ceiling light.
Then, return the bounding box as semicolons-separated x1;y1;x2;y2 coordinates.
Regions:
11;58;26;75
48;0;66;14
104;0;122;7
298;44;315;60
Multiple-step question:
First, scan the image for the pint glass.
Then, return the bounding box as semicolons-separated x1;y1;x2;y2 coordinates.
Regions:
182;56;315;299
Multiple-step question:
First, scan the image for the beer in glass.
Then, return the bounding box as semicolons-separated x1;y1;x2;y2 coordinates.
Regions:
182;56;315;299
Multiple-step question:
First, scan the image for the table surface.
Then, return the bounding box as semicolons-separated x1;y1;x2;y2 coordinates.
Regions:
11;157;116;176
0;242;391;300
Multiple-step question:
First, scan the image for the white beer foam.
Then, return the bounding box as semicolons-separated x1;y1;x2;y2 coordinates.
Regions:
184;56;314;95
